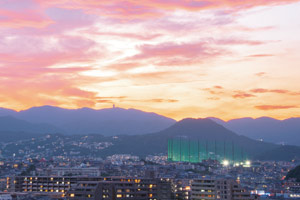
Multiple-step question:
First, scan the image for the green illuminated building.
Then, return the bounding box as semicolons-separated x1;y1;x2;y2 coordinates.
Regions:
168;137;248;164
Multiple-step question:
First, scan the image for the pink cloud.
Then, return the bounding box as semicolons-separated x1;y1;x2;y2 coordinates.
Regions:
0;35;100;75
35;0;300;20
134;42;209;59
82;29;162;41
0;9;53;28
230;25;275;32
36;0;162;20
0;0;54;28
0;30;107;109
125;37;266;66
217;38;265;46
128;42;224;66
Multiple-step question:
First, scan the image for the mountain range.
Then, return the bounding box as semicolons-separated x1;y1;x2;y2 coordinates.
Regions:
0;106;175;136
0;105;299;161
0;106;300;146
210;117;300;146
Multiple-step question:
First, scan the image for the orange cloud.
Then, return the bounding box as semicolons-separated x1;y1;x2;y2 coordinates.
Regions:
104;62;141;72
214;86;223;89
255;72;267;77
255;105;298;110
145;99;178;103
250;88;300;95
203;88;225;95
233;92;256;99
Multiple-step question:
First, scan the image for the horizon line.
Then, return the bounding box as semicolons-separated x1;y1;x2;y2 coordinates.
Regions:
0;104;299;122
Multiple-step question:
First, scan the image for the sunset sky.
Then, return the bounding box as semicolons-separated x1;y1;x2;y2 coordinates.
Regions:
0;0;300;120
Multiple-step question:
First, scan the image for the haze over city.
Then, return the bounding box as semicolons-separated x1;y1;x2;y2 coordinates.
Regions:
1;0;300;120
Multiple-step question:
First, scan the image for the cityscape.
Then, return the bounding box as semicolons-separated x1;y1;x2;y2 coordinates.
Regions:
1;0;300;200
0;112;300;200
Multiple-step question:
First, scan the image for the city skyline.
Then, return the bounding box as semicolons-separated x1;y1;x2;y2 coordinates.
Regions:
1;0;300;120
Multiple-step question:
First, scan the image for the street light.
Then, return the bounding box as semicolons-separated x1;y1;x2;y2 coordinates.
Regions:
223;160;229;166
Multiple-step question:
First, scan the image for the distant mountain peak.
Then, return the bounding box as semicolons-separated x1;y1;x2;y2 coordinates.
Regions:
0;105;176;136
179;117;227;125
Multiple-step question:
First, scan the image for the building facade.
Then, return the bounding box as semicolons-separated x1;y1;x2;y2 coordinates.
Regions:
191;177;258;200
8;176;173;200
66;178;173;200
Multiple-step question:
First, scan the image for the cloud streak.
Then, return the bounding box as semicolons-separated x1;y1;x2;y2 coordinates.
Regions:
255;105;298;110
250;88;300;95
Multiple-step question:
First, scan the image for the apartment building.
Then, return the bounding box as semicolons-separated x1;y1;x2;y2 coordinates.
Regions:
8;176;173;200
66;178;173;200
191;177;258;200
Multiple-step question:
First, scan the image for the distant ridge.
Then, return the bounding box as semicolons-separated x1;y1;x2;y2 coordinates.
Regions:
0;116;61;142
0;105;176;136
0;116;61;133
1;105;300;144
209;117;300;146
